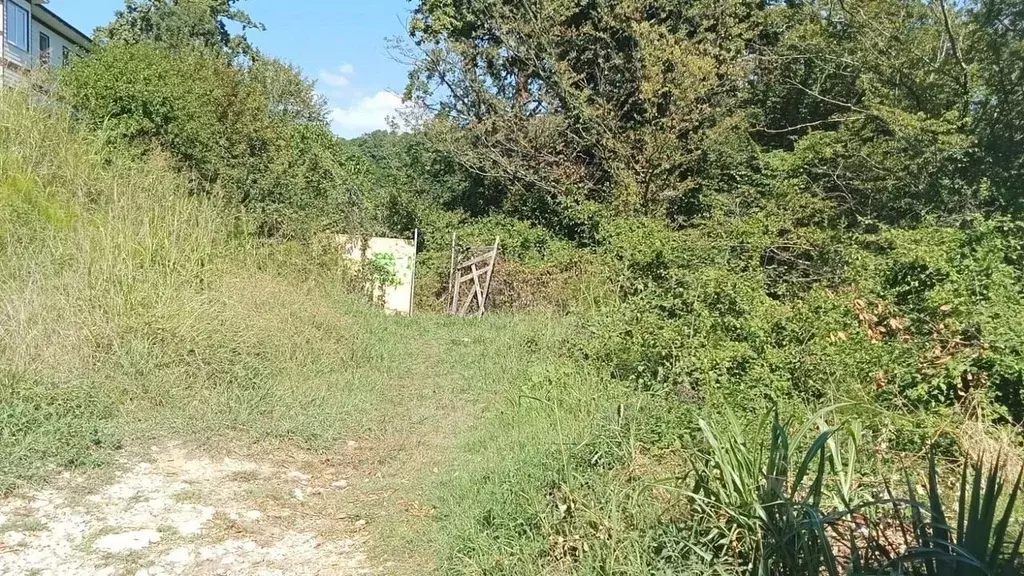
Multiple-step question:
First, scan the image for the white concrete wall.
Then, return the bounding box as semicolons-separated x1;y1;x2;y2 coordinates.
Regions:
336;236;417;315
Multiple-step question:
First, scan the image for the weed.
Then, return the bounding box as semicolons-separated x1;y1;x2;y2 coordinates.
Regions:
2;517;47;534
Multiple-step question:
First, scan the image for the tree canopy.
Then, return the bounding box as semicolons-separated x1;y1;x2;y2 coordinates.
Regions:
96;0;263;60
406;0;1024;233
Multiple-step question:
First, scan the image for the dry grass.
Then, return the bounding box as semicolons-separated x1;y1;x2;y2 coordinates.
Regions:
0;89;395;492
959;419;1024;474
0;91;629;575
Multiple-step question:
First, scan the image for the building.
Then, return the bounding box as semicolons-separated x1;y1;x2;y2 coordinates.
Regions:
1;0;91;86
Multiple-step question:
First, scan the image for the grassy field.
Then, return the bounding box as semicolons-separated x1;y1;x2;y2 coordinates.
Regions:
6;87;1022;576
0;91;637;574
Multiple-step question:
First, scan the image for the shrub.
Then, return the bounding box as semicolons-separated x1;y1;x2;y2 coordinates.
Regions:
682;411;1024;576
57;42;353;237
581;215;1024;432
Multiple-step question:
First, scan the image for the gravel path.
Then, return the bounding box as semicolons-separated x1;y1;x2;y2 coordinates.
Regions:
0;443;371;576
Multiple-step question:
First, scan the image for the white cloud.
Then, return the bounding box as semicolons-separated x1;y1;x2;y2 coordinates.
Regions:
329;91;408;138
319;63;355;88
320;71;349;88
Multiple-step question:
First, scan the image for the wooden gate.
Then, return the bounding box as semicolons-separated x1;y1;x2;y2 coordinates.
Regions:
447;234;499;317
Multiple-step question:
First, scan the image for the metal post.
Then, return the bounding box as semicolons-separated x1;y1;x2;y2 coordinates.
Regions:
409;228;419;316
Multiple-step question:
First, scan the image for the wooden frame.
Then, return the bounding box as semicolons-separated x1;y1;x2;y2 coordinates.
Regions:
447;234;499;317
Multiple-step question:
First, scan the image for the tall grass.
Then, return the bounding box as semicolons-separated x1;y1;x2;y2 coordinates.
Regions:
0;93;628;576
1;90;224;487
0;91;405;491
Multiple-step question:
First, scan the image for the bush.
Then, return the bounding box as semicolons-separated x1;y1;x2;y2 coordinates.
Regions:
581;214;1024;432
57;42;353;237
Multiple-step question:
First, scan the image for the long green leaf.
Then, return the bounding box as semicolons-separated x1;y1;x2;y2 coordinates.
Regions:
849;522;862;574
905;471;936;576
791;403;852;446
970;454;1003;563
895;547;988;573
927;455;951;576
809;446;829;509
958;459;969;549
988;464;1022;569
1005;527;1023;576
792;430;834;500
966;456;985;561
807;506;841;576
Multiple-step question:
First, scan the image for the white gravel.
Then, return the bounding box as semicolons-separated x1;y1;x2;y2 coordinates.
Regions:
0;444;370;575
95;530;162;553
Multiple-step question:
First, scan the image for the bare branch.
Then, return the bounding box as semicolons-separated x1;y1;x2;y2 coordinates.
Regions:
759;116;868;134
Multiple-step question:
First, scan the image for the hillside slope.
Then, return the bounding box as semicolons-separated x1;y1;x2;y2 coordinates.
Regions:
0;92;625;574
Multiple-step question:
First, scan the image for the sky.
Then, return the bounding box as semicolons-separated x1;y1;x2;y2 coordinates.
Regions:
46;0;416;138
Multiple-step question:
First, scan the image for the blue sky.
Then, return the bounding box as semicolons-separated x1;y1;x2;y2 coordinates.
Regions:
47;0;416;138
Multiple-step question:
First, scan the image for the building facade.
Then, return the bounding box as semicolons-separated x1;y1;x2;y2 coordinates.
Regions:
1;0;91;86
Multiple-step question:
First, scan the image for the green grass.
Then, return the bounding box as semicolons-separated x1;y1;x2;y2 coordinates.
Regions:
7;87;1019;576
0;89;388;487
0;91;637;574
285;310;642;575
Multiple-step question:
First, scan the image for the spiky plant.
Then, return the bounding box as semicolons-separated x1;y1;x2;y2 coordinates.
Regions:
685;409;1024;576
883;455;1024;576
686;409;851;576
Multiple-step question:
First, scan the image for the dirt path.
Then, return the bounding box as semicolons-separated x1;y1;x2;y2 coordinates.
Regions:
0;441;373;576
0;318;552;576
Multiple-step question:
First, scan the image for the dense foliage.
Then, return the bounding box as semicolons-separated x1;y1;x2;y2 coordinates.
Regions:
94;0;263;59
26;0;1024;573
405;0;1024;426
57;0;363;237
401;0;1024;573
407;0;1024;223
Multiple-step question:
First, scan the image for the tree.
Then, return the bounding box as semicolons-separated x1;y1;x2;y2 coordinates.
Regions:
748;0;980;226
96;0;264;60
248;58;328;126
969;0;1024;214
405;0;764;223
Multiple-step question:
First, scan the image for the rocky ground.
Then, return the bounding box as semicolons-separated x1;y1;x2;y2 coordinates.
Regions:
0;442;372;575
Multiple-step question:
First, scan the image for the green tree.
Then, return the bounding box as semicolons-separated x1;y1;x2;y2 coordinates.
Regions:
406;0;764;223
969;0;1024;213
247;57;328;126
96;0;263;60
749;0;979;226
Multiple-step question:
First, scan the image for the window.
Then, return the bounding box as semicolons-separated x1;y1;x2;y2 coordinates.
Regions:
38;32;50;65
5;1;29;51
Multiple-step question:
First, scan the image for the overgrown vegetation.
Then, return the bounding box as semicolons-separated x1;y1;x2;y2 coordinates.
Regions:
681;410;1024;575
0;88;359;487
397;0;1024;572
3;0;1024;574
